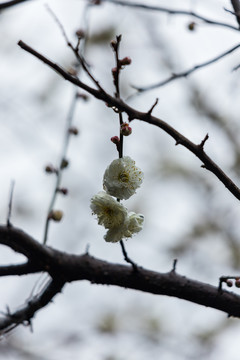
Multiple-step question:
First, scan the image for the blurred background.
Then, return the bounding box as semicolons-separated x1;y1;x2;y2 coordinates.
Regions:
1;0;240;359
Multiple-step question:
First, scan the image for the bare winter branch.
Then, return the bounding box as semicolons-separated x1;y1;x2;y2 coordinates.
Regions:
133;43;240;92
17;40;240;202
100;0;240;32
1;225;240;328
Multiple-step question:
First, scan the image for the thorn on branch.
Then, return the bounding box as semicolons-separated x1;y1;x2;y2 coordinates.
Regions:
45;164;58;175
171;258;178;272
147;98;159;115
175;139;182;146
199;133;209;149
85;243;90;255
7;180;15;228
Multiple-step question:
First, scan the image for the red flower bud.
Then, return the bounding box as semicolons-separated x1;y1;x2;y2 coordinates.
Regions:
120;123;132;136
111;136;120;144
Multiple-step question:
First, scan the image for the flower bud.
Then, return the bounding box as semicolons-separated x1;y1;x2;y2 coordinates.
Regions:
110;40;117;50
188;22;196;31
76;29;85;39
120;123;132;136
68;127;79;135
111;136;120;144
61;158;69;169
226;280;233;287
45;164;57;174
48;210;63;222
119;57;132;66
58;187;68;195
235;279;240;288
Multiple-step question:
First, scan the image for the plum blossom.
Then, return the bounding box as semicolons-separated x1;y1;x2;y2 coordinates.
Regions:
90;191;127;229
103;156;143;200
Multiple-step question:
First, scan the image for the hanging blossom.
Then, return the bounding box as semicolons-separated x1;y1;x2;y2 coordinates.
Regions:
104;212;144;243
90;191;144;243
103;156;143;200
90;191;128;229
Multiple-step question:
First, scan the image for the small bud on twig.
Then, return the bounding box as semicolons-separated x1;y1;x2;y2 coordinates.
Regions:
68;127;79;135
120;122;132;136
57;187;68;195
188;22;196;31
48;210;64;222
111;136;120;144
45;164;58;174
76;29;85;39
110;40;117;51
61;158;69;169
119;57;132;67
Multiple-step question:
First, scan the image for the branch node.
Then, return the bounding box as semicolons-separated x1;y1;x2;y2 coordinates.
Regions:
175;139;181;146
171;258;178;272
198;133;209;149
147;98;159;115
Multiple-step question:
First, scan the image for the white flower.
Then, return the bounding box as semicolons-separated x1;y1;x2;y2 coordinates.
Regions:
124;212;144;238
90;191;127;229
104;227;126;243
103;156;143;200
104;212;144;243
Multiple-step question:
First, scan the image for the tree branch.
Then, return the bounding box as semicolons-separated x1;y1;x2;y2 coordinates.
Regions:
0;278;64;334
230;0;240;26
0;0;35;10
133;43;240;92
17;40;240;202
1;225;240;324
101;0;239;32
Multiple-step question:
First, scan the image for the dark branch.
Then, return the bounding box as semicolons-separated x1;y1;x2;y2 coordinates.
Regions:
230;0;240;26
133;43;240;92
1;226;240;321
0;262;41;276
0;278;64;333
0;0;34;10
101;0;239;32
17;40;240;202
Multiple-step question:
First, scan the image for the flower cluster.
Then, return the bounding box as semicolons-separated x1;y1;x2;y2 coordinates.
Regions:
91;156;144;243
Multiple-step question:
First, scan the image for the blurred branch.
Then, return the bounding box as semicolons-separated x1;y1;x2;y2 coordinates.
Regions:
43;4;91;245
0;0;34;10
230;0;240;26
0;278;64;334
100;0;239;31
132;43;240;92
1;225;240;334
17;40;240;202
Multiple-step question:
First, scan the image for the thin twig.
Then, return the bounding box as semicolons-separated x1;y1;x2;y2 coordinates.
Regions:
0;278;64;334
46;4;105;93
43;93;78;245
43;4;91;245
6;180;15;228
133;43;240;93
100;0;239;32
